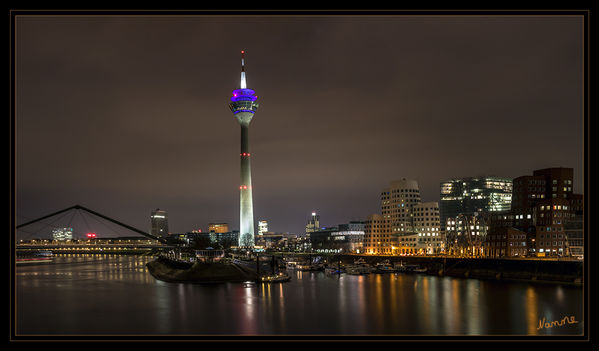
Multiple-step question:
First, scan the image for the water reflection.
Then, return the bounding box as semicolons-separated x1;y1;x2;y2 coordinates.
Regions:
16;256;583;336
526;286;538;335
465;280;481;335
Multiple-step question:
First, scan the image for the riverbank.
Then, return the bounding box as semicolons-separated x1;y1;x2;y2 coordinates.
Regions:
146;257;256;283
343;255;583;285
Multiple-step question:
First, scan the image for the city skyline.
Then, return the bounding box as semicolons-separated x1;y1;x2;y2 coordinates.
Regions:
15;13;584;237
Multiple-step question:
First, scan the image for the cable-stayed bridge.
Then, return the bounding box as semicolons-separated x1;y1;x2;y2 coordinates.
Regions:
16;205;170;255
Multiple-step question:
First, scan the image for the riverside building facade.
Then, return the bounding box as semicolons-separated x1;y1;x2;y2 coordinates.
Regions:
444;213;489;257
366;179;444;256
439;176;512;231
364;214;385;255
412;202;443;254
484;167;583;258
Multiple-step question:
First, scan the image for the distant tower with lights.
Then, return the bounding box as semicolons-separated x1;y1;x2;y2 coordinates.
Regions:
150;208;169;238
229;50;259;248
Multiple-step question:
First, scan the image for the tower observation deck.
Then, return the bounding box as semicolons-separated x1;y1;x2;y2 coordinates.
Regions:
229;50;259;248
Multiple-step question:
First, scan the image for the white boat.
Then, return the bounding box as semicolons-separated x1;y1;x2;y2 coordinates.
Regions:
285;261;298;270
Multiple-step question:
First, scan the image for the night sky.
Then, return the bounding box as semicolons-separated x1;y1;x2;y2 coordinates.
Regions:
15;14;584;239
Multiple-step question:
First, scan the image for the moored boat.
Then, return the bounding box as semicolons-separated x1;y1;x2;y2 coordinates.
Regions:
395;263;427;274
324;266;343;274
373;259;395;273
260;272;291;283
346;258;372;275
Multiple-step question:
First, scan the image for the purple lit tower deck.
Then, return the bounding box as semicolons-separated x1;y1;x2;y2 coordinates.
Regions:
229;51;259;248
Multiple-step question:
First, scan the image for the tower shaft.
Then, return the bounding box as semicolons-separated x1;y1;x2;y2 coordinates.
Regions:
239;124;254;247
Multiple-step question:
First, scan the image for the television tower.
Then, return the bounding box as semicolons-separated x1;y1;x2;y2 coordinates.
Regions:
229;50;259;248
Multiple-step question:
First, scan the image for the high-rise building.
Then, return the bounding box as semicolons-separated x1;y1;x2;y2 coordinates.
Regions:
439;176;512;231
52;227;73;241
229;50;259;248
150;208;169;238
363;214;385;255
364;179;423;255
208;223;229;234
366;178;422;255
382;178;421;235
305;211;320;236
412;202;443;254
258;220;268;236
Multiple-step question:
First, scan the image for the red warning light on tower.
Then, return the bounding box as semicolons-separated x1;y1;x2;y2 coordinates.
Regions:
87;233;96;239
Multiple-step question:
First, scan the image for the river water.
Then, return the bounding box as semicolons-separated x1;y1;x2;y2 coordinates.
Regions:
15;255;584;337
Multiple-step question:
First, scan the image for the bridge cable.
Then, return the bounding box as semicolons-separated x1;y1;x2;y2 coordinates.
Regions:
17;209;74;240
67;210;89;240
65;208;77;231
85;209;128;238
78;209;93;238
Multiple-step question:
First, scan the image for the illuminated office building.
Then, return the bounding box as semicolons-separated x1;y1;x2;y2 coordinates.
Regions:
52;227;73;241
439;176;512;231
258;220;268;236
208;223;229;234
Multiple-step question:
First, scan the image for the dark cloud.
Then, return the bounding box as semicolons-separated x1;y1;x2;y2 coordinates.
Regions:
15;15;584;237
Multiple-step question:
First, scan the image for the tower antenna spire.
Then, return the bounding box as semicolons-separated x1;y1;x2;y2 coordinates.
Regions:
240;50;247;89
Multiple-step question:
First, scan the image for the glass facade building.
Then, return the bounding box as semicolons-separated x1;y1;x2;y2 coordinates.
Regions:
52;227;73;241
440;176;512;231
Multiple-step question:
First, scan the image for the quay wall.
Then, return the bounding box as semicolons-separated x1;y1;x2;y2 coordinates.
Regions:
280;253;582;284
345;255;583;284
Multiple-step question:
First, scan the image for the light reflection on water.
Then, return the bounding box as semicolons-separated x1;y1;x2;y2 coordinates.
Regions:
16;255;583;336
